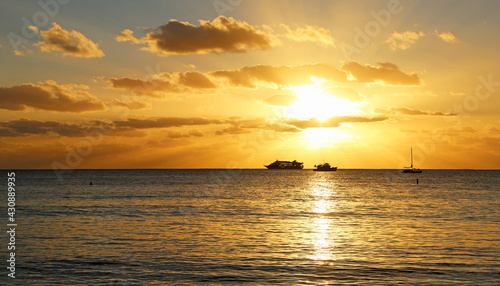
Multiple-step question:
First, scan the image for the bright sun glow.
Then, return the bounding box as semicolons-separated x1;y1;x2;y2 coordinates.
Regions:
285;85;361;121
303;127;353;148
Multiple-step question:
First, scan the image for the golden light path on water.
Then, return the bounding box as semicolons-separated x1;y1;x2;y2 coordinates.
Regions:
309;176;338;262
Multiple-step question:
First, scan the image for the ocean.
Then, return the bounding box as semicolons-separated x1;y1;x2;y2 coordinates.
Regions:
1;169;499;285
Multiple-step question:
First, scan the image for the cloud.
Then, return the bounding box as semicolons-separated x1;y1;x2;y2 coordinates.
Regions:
34;23;105;58
281;24;335;46
436;31;458;43
322;87;365;102
285;115;388;129
386;30;458;50
117;16;275;56
107;99;149;110
374;107;458;116
110;61;418;97
166;130;204;138
115;29;142;44
0;118;100;137
113;117;223;130
215;126;252;135
264;94;298;106
0;116;303;138
109;71;216;97
211;63;347;88
0;80;105;113
386;31;425;50
0;117;221;138
342;62;421;85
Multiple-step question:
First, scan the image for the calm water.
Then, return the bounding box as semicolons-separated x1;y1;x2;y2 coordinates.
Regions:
1;169;499;285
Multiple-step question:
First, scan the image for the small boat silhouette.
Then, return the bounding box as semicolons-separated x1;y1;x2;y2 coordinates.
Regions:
402;148;422;173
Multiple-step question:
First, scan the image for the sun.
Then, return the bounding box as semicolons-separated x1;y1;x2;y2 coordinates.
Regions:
285;85;361;121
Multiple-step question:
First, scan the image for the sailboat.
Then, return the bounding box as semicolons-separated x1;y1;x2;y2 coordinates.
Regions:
402;148;422;173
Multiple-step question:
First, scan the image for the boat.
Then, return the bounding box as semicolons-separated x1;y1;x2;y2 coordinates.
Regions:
265;160;304;169
402;148;422;173
313;163;337;171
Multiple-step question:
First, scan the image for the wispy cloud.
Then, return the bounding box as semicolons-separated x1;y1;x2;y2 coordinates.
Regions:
436;31;458;43
386;30;458;50
281;24;335;46
374;107;458;116
285;115;388;129
107;99;150;110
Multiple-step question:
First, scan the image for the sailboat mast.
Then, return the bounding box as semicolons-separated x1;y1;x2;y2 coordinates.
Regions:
410;147;413;168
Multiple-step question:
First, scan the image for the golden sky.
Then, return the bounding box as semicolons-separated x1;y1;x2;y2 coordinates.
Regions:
1;0;500;169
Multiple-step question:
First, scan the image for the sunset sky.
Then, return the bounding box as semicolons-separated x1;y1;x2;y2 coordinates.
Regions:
1;0;500;169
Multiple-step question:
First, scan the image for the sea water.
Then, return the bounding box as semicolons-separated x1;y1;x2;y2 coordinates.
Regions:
1;169;499;285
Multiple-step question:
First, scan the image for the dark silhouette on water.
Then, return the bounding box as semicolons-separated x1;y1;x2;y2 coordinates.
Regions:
265;160;304;169
402;147;422;173
313;163;337;171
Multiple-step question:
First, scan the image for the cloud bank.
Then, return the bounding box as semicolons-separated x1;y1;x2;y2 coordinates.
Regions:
0;80;105;113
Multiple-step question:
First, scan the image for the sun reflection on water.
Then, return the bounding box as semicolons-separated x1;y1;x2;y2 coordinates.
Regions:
309;179;337;262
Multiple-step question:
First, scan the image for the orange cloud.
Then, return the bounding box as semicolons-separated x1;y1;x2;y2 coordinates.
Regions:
374;107;458;116
0;116;306;138
436;31;458;44
34;23;105;58
117;16;275;56
0;80;105;113
211;63;347;88
342;62;421;85
386;30;458;50
107;99;149;110
281;24;335;46
386;31;425;50
109;71;216;97
285;115;388;129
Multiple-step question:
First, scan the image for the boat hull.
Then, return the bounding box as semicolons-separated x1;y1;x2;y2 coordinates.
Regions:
402;169;422;173
265;160;304;169
265;166;303;169
313;167;337;171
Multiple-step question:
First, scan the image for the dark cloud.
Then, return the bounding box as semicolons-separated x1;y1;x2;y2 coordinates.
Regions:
211;63;347;88
0;116;309;138
342;62;421;85
34;23;105;58
0;118;97;137
0;80;105;113
117;16;275;56
113;117;223;130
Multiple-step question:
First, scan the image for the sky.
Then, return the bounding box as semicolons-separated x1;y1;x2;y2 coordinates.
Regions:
1;0;500;169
